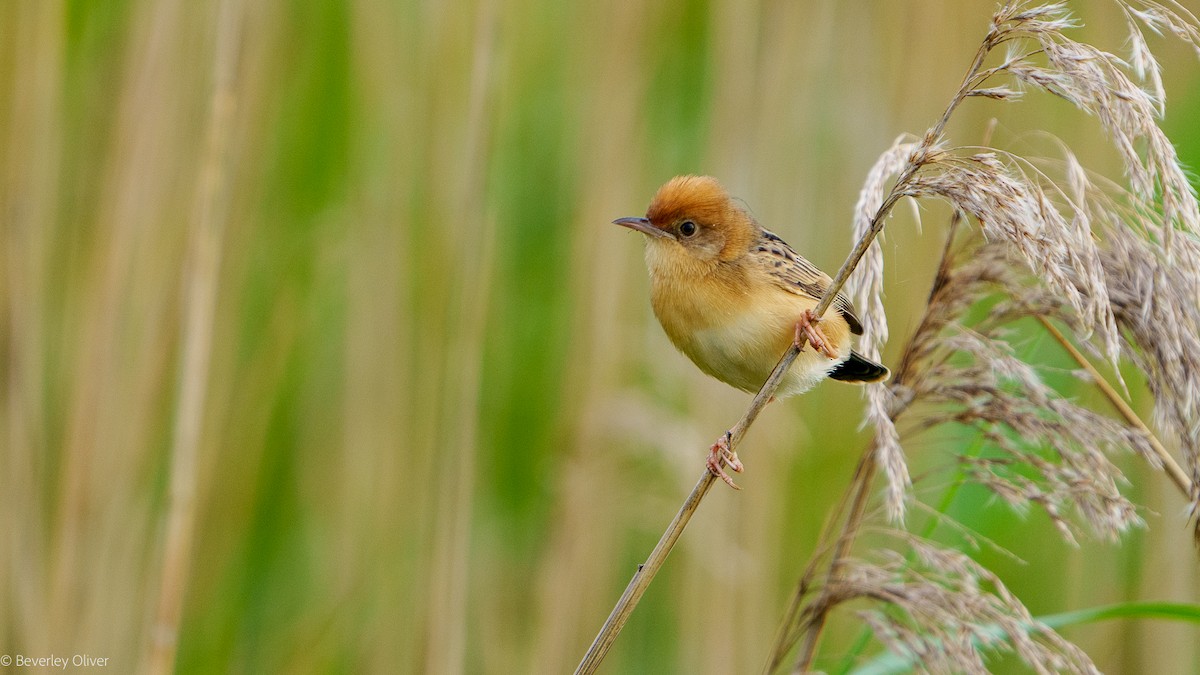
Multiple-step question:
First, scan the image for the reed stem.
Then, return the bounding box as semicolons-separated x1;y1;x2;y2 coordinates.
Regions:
142;3;239;672
1037;316;1194;498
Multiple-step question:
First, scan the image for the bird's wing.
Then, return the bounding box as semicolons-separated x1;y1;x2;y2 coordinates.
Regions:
754;229;864;335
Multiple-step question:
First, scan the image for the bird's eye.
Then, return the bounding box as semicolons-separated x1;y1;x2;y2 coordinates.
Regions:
679;220;698;237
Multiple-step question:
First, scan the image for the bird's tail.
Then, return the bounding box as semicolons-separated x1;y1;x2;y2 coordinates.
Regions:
829;351;889;383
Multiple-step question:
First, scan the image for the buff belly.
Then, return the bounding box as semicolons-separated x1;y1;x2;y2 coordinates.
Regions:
646;246;854;397
665;301;852;397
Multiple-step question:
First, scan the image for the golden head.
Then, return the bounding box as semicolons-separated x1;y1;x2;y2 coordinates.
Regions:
613;175;758;264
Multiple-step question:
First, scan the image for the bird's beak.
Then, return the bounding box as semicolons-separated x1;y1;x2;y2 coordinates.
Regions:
613;216;673;239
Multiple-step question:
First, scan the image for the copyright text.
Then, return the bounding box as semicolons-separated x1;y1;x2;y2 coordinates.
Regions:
0;654;110;669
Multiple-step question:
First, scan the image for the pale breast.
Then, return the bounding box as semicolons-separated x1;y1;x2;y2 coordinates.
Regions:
658;283;853;396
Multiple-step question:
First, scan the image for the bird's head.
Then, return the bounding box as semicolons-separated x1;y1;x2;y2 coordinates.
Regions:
613;175;758;268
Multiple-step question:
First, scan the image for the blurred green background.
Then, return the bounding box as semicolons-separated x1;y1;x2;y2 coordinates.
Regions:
1;0;1198;673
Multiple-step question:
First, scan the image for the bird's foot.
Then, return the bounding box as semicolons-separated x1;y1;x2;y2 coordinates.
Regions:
707;430;744;490
795;309;838;359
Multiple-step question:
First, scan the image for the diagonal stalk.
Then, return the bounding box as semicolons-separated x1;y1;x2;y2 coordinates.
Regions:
1037;316;1193;498
768;197;971;673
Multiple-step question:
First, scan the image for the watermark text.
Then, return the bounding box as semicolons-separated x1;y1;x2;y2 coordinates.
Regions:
0;654;110;669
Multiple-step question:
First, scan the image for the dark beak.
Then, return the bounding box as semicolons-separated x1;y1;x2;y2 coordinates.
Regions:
612;216;672;239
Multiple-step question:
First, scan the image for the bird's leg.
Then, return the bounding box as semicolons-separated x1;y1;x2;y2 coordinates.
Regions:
795;309;838;359
706;392;782;490
707;430;744;490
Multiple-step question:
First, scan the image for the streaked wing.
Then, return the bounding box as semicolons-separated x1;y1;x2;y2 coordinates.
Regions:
754;229;864;335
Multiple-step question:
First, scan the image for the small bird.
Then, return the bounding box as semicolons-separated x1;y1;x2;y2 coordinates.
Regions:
615;175;888;488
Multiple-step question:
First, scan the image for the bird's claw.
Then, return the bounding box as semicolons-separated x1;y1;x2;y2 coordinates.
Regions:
707;430;744;490
795;309;838;359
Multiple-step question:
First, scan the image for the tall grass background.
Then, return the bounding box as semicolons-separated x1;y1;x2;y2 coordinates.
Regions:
1;1;1198;672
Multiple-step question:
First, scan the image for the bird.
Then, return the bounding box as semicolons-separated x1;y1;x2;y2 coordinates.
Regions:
614;175;888;488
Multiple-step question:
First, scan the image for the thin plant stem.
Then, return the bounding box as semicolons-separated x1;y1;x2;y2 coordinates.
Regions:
763;476;859;674
811;136;990;675
793;448;879;673
830;433;991;675
141;1;240;672
423;0;499;671
771;202;967;674
573;468;720;675
1037;316;1194;498
783;57;1010;670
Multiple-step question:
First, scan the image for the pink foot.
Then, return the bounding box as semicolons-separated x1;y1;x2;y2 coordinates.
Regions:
707;430;744;490
795;309;838;359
